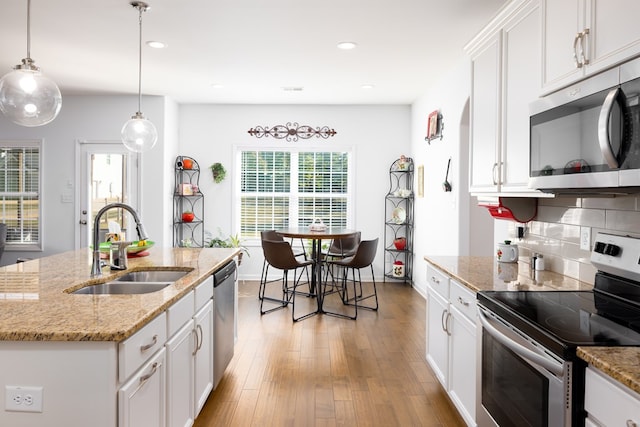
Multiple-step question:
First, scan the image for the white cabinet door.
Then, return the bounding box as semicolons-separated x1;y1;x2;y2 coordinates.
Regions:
166;321;195;427
541;0;584;92
587;0;640;75
501;0;541;192
426;288;449;388
448;306;477;427
194;300;214;417
119;348;166;427
470;32;502;192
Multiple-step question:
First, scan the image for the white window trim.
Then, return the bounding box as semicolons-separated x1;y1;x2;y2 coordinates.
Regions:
233;143;355;245
0;140;43;252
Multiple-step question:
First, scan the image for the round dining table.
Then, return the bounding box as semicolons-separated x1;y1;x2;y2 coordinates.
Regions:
276;227;359;313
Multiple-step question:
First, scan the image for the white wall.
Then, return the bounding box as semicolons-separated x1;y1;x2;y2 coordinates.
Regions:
178;104;411;280
410;58;494;296
0;95;175;264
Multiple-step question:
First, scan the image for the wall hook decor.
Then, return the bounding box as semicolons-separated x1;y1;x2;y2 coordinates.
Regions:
425;110;444;144
248;122;337;142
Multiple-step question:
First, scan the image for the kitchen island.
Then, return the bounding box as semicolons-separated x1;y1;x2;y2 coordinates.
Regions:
0;246;238;427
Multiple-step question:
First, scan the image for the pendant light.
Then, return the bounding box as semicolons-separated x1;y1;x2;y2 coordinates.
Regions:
0;0;62;127
121;1;157;153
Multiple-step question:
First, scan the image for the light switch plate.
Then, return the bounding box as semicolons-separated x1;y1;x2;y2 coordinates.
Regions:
580;227;591;251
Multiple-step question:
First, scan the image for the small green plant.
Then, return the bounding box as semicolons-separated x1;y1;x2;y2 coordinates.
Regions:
206;229;249;262
210;162;226;183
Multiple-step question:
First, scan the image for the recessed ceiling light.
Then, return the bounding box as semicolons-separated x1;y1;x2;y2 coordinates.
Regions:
146;40;166;49
282;87;304;92
337;41;357;50
210;83;224;89
361;84;375;89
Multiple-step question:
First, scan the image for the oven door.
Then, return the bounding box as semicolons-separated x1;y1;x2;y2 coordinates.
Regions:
477;305;571;427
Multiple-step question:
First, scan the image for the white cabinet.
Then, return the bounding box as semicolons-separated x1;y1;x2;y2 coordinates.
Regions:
542;0;640;94
584;366;640;427
468;0;541;194
119;347;167;427
426;264;477;426
166;277;214;427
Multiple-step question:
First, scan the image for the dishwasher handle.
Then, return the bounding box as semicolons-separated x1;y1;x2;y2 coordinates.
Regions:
214;260;237;287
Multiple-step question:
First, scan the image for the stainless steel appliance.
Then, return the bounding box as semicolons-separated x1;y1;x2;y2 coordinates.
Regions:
529;57;640;193
477;232;640;427
213;260;236;389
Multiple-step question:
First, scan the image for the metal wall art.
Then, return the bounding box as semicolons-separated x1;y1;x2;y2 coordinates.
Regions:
425;110;444;144
247;122;337;142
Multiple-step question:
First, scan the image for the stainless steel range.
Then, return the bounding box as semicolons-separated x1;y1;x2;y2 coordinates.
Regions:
476;232;640;427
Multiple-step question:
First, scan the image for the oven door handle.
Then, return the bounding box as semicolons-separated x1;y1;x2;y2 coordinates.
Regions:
478;307;564;377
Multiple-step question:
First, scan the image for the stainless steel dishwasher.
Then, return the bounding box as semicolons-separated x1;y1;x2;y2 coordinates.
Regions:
213;260;236;389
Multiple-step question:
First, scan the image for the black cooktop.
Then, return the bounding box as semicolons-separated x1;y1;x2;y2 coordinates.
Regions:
478;281;640;359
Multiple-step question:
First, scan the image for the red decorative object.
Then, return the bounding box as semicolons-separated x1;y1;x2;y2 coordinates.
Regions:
182;212;195;222
182;158;193;169
393;237;407;250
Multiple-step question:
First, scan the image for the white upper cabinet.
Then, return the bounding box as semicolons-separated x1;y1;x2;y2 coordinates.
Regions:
542;0;640;94
467;0;542;195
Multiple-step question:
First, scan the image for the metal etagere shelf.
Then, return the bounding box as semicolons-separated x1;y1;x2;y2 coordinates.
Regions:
383;157;414;285
173;156;205;247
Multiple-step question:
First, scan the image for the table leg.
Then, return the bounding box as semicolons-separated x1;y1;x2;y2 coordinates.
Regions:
315;238;324;313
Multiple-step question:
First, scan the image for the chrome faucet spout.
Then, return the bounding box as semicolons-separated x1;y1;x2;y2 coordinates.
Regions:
91;202;148;277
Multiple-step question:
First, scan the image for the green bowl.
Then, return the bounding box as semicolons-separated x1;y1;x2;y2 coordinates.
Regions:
98;240;155;254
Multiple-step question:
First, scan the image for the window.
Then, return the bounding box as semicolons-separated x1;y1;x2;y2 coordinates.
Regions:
238;148;352;239
0;141;42;250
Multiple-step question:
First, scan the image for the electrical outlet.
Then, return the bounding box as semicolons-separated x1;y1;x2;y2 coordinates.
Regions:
580;227;591;251
5;386;43;413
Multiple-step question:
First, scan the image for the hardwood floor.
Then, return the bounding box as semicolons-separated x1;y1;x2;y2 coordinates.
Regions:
194;280;465;426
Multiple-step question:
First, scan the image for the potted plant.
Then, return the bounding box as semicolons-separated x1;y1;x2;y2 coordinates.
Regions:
210;162;226;183
206;230;249;264
182;211;195;222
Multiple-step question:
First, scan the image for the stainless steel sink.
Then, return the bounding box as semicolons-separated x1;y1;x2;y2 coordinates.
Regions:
72;281;171;295
71;269;190;295
113;270;189;283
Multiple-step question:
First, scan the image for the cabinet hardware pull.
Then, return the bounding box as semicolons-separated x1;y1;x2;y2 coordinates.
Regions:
192;328;199;356
457;296;469;307
445;312;452;336
196;324;203;351
140;334;158;352
581;28;590;65
573;32;583;68
431;276;439;284
139;362;159;385
492;163;498;185
441;309;448;333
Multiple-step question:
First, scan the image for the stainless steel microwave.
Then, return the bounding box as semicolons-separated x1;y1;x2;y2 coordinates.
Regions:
529;57;640;193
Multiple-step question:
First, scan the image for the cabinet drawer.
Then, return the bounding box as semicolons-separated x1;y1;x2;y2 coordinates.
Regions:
426;264;450;299
585;366;640;426
450;280;476;321
119;312;167;383
167;291;195;337
195;276;213;310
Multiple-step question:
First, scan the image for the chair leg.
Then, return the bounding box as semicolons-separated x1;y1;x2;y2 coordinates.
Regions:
259;264;289;315
292;265;317;322
320;266;356;320
342;265;378;311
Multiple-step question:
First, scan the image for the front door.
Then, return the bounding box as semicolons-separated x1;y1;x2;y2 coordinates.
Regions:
76;141;139;249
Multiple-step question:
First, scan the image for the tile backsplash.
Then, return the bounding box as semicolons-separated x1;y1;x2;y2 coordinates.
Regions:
508;194;640;285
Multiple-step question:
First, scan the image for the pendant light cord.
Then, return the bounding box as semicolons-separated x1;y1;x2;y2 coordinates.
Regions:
26;0;31;60
137;5;143;115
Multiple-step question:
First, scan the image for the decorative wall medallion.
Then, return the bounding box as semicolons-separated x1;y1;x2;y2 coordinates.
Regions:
247;122;337;142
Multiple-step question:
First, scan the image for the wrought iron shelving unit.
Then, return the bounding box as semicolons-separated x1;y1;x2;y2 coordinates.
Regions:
173;156;205;247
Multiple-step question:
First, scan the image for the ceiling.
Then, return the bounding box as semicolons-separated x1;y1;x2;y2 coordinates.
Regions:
0;0;508;105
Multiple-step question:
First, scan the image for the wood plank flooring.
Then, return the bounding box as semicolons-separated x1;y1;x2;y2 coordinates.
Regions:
193;280;465;427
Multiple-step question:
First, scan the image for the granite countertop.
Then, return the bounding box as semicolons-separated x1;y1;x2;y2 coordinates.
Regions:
423;255;593;293
424;255;640;395
0;247;238;342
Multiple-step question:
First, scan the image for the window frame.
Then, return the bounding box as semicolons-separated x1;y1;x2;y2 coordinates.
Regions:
0;140;43;252
234;144;355;244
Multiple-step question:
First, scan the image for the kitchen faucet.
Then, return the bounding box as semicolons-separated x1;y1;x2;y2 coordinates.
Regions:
91;202;149;277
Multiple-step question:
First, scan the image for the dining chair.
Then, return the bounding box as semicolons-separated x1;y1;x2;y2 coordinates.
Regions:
322;231;361;282
260;239;316;321
259;231;308;297
322;238;379;320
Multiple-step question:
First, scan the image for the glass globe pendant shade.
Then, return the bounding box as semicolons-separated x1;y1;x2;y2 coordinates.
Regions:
121;112;158;153
0;61;62;127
